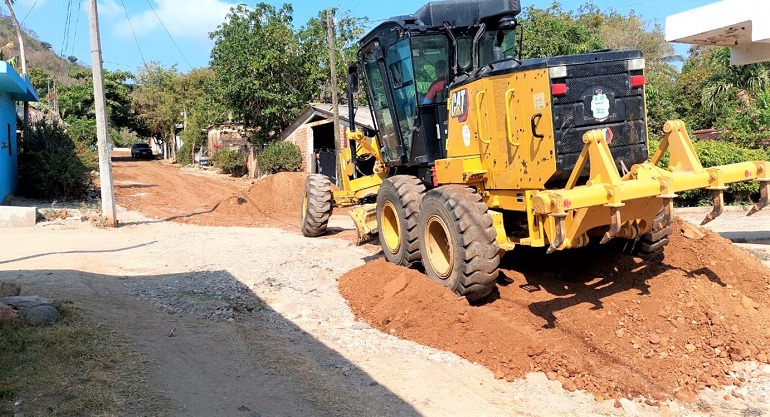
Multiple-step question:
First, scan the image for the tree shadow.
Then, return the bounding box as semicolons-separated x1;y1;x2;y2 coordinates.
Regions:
7;269;423;417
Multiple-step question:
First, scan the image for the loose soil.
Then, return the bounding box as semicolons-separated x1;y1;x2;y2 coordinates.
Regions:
339;219;770;403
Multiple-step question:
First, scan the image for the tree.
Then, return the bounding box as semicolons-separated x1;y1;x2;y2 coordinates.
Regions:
296;9;366;103
209;4;366;143
210;3;306;143
518;4;604;59
702;47;770;115
132;62;182;157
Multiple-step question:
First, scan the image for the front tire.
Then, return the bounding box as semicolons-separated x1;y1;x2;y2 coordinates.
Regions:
418;186;500;302
301;174;333;237
376;175;425;267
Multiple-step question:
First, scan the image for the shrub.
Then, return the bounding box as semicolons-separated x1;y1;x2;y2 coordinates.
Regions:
257;141;302;174
649;139;769;205
17;122;93;200
211;148;246;176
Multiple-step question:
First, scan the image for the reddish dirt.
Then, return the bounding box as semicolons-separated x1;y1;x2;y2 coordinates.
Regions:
339;219;770;402
111;152;770;402
110;152;359;236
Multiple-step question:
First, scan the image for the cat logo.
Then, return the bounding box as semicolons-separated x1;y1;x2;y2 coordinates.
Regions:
451;89;469;123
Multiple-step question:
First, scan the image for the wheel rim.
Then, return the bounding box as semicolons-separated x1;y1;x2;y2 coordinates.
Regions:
425;214;453;279
381;200;401;254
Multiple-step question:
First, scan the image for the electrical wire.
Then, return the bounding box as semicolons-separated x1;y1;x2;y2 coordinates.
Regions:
70;0;81;58
144;0;193;70
20;0;38;25
60;0;72;58
121;0;147;67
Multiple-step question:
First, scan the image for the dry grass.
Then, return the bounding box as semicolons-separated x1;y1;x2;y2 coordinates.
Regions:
0;301;169;416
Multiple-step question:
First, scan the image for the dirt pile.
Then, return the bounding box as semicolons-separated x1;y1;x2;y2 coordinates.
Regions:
339;218;770;402
214;172;310;220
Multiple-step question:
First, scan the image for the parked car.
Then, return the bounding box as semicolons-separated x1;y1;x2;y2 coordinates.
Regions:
130;143;154;159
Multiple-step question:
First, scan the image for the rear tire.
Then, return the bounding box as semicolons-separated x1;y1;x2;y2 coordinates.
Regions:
376;175;426;267
301;174;333;237
418;186;500;302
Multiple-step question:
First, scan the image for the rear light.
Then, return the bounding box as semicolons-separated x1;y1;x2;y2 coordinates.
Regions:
630;75;645;88
552;83;567;96
626;58;646;71
548;65;568;79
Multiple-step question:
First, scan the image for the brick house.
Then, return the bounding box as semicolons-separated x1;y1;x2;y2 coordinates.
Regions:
280;103;374;183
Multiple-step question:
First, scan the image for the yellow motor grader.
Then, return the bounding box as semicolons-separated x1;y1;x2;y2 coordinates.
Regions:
301;0;770;301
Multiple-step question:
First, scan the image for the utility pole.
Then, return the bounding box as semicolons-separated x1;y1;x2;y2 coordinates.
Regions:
326;9;341;187
88;0;117;227
4;0;29;131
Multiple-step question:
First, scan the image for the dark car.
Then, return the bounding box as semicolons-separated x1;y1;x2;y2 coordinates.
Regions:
130;143;154;159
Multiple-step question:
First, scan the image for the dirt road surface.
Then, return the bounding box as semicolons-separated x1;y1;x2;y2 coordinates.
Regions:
2;152;770;416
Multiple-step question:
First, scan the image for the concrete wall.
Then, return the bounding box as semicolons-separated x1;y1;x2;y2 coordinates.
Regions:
0;93;17;203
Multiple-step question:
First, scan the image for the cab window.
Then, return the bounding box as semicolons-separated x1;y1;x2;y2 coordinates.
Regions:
479;30;517;66
385;38;418;153
411;35;450;104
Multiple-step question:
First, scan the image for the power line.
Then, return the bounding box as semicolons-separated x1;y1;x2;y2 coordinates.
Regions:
20;0;38;25
120;0;146;66
144;0;192;70
60;0;72;58
70;0;82;57
349;0;363;14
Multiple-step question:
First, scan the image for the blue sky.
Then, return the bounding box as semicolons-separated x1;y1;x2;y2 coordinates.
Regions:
8;0;717;74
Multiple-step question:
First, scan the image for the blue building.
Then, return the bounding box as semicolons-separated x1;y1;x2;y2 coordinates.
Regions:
0;61;39;203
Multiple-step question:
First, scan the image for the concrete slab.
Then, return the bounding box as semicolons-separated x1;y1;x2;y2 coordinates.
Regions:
665;0;770;65
0;206;37;227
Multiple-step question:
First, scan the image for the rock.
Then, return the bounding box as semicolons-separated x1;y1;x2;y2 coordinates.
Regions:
382;273;409;299
24;305;59;326
708;338;723;348
0;303;20;322
562;380;577;392
730;353;743;362
675;389;697;403
545;371;558;381
0;282;21;297
681;223;705;240
527;343;545;357
706;377;719;388
756;353;768;363
613;399;622;408
649;334;661;345
741;295;759;310
0;296;54;317
685;344;697;352
659;405;672;417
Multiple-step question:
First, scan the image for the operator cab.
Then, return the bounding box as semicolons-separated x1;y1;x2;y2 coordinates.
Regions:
351;0;521;179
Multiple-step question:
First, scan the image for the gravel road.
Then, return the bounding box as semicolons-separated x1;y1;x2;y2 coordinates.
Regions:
1;154;769;416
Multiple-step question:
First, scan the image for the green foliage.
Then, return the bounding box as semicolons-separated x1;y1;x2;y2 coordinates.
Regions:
716;90;770;149
132;62;181;147
211;149;246;176
209;4;366;143
257;141;302;174
65;116;97;147
17;122;94;200
649;138;769;205
110;127;141;148
57;69;143;139
518;4;604;58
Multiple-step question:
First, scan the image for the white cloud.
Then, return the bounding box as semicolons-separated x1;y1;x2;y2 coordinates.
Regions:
111;0;233;41
97;0;124;19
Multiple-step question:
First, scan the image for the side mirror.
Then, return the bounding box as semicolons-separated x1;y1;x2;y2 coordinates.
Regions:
347;62;359;94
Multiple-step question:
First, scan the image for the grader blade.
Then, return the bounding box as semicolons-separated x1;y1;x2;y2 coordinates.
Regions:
348;204;378;245
700;189;725;226
747;180;770;216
